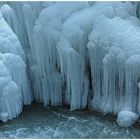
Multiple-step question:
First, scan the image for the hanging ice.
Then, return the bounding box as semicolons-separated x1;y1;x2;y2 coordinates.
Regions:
0;53;33;105
0;61;22;122
30;2;89;106
0;2;140;127
0;10;32;121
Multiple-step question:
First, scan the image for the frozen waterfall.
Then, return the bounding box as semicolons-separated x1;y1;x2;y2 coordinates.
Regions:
0;11;32;122
0;1;140;127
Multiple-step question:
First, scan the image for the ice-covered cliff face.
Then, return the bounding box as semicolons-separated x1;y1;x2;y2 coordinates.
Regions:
0;1;140;127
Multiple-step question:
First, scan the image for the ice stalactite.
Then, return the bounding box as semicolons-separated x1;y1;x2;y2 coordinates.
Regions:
56;5;101;109
87;41;107;112
0;13;32;104
125;55;140;112
66;50;88;110
0;61;22;122
115;50;126;113
88;12;140;114
66;49;87;110
56;39;70;104
0;11;32;121
22;2;45;50
138;82;140;115
87;5;140;126
0;53;33;105
31;25;62;104
22;3;39;76
4;2;29;48
57;38;89;109
22;3;37;49
102;47;126;114
30;2;89;105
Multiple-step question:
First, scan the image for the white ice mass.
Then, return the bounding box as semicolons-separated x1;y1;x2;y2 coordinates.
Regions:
0;1;140;127
117;110;139;127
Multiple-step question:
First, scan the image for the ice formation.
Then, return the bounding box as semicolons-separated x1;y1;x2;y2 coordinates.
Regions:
31;2;89;106
0;53;32;105
0;10;32;121
0;1;140;127
0;61;22;122
117;110;139;127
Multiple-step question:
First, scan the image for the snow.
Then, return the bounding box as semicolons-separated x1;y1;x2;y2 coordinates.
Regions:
117;110;139;127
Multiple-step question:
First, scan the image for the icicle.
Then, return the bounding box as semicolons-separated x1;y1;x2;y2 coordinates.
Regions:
102;46;126;114
87;41;108;112
0;60;22;122
66;48;86;110
57;37;89;110
138;82;140;115
0;53;33;105
0;12;32;105
6;2;29;48
30;2;89;106
125;55;140;112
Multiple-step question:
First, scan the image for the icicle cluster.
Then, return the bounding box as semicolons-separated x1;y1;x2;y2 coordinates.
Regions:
0;11;32;122
0;1;140;127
